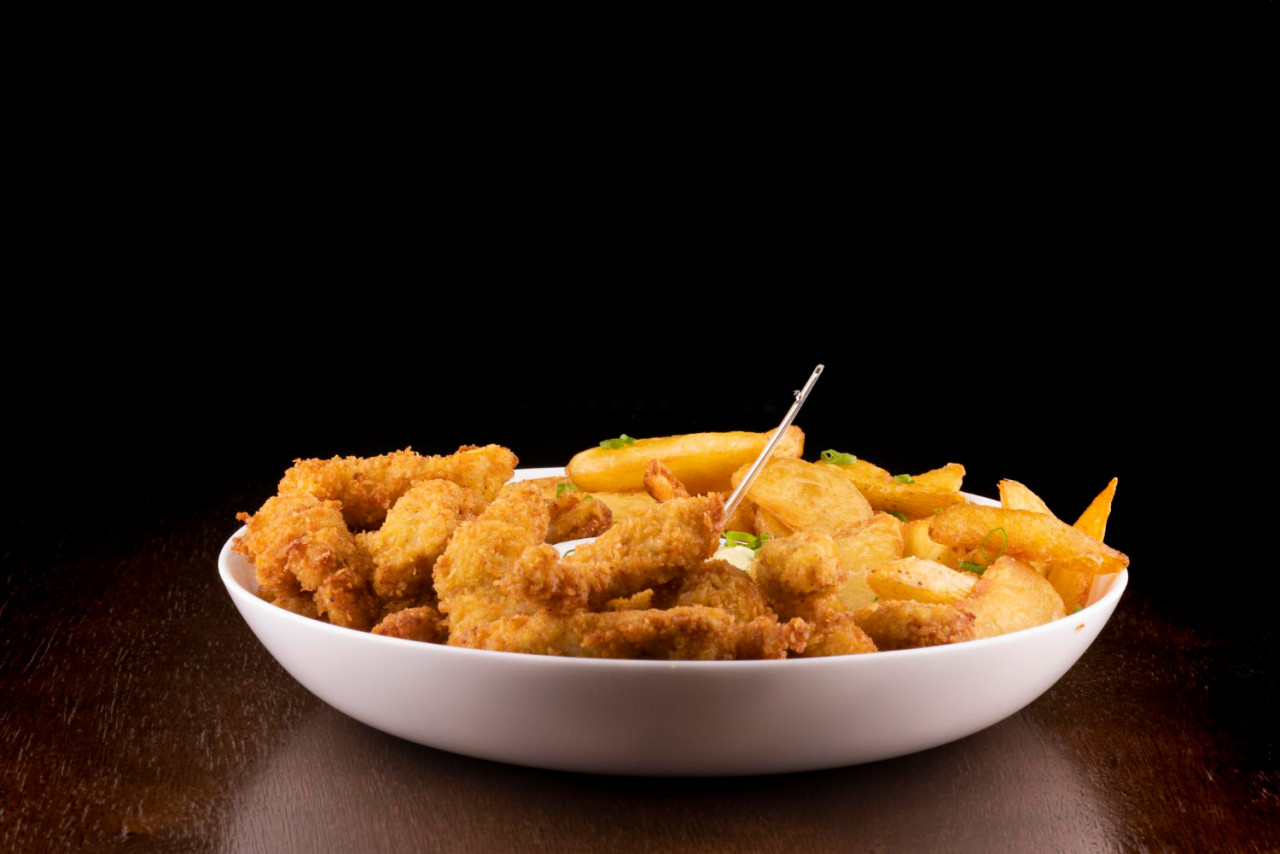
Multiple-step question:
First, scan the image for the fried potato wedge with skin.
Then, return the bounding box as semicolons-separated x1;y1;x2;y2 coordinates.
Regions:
820;461;967;520
930;505;1129;576
954;557;1066;640
901;518;965;569
867;557;977;605
1075;477;1118;541
912;463;966;492
566;426;804;495
834;513;904;612
999;479;1054;515
754;506;794;539
1046;565;1092;613
734;457;873;536
853;600;973;650
580;490;657;524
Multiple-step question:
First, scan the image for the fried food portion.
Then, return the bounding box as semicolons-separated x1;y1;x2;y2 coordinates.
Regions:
279;444;517;529
821;459;968;520
754;532;876;656
644;460;690;502
735;457;873;536
567;426;804;494
234;491;371;595
547;489;613;544
673;559;775;622
930;505;1129;576
372;605;448;643
867;557;977;605
458;607;807;660
358;480;485;602
853;600;973;650
549;494;726;610
953;557;1065;641
315;567;378;631
834;513;905;612
433;481;550;645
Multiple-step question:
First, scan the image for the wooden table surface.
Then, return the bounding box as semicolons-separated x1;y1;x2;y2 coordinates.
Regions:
3;361;1274;853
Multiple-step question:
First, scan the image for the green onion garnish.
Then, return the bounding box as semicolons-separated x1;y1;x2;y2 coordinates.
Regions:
555;482;579;498
723;531;770;551
959;561;987;574
981;527;1008;563
599;434;637;450
1073;605;1083;613
893;473;915;484
820;449;858;465
888;510;908;523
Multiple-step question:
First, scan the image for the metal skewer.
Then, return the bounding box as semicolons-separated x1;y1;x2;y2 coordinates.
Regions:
722;364;824;519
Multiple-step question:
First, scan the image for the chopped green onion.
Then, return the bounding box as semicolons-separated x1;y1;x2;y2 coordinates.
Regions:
934;508;942;515
888;510;908;523
555;482;579;498
893;473;915;484
723;530;762;550
820;449;858;465
873;596;879;601
1073;605;1083;613
599;434;637;450
981;527;1008;562
564;548;576;556
959;561;987;574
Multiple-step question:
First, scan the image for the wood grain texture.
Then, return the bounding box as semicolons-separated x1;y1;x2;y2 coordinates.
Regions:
2;463;1276;854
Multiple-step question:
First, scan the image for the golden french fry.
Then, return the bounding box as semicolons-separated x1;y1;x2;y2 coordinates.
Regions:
955;557;1066;640
1046;565;1091;612
734;457;873;537
1074;477;1118;542
834;513;904;611
566;427;803;494
930;505;1129;576
820;461;967;519
867;557;977;605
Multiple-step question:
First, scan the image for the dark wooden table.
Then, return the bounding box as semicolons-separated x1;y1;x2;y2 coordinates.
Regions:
3;361;1274;853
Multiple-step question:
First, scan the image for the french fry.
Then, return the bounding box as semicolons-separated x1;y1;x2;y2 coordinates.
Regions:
930;505;1129;576
999;479;1054;515
913;463;966;492
867;557;977;605
1074;477;1118;541
566;426;803;494
901;518;965;569
820;461;967;519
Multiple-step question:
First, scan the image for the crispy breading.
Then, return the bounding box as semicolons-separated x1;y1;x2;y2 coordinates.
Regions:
372;606;448;643
644;459;690;502
546;489;613;544
234;491;371;594
359;480;484;602
279;444;517;530
852;600;973;650
315;567;378;631
673;560;774;623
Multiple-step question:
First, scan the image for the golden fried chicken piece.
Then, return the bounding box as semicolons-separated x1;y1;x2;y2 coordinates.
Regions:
546;489;613;544
644;459;690;502
279;444;517;530
255;573;320;620
358;480;485;602
754;532;876;656
673;559;775;623
315;567;379;631
234;491;371;595
852;600;973;650
372;606;448;643
543;494;726;610
460;607;806;660
433;481;551;645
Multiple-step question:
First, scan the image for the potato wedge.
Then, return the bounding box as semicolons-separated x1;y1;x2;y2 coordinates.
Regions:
1074;477;1118;542
901;518;965;569
1046;565;1092;613
834;513;904;612
955;557;1066;640
735;457;873;537
912;463;966;492
820;461;967;519
930;505;1129;576
566;426;803;494
999;479;1054;515
867;557;977;605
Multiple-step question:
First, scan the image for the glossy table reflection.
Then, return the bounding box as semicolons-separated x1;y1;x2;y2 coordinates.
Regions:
2;475;1275;853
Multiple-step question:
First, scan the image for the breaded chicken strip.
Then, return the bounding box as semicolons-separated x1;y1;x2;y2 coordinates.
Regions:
673;559;775;622
234;491;372;594
279;444;517;529
358;480;485;603
754;532;876;656
460;607;806;660
852;600;973;650
315;567;379;630
533;494;726;611
433;481;550;645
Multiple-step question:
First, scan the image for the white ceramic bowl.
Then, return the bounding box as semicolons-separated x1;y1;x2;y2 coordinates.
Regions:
219;470;1127;776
